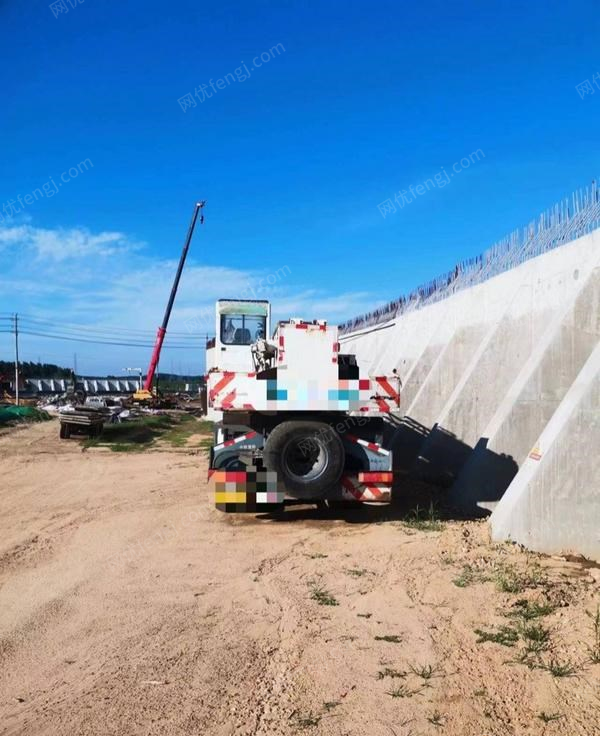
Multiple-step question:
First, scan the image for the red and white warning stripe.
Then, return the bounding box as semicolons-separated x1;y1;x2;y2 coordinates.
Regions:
341;475;391;502
374;376;401;404
345;434;390;456
214;431;258;451
219;389;237;410
209;371;235;402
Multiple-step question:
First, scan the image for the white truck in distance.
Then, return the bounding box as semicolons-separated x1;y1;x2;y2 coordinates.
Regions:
206;299;401;512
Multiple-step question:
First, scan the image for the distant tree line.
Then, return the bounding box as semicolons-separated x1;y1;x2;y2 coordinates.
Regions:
0;361;72;379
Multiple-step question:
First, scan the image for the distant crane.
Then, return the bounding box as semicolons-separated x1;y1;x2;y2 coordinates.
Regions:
133;201;206;402
123;367;143;391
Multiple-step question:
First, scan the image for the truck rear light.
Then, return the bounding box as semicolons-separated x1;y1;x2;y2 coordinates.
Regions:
358;471;393;484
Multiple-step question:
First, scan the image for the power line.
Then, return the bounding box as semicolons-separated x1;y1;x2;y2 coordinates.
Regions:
16;313;212;338
17;323;208;343
14;329;211;349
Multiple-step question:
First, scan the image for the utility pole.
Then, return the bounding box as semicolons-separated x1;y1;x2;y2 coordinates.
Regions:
13;313;19;407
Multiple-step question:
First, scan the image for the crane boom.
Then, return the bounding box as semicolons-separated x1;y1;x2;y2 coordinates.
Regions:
143;201;205;393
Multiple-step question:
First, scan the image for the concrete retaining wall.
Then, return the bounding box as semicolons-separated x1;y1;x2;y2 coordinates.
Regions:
342;227;600;560
490;340;600;559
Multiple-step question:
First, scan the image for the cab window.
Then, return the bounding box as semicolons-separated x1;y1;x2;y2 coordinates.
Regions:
220;314;266;345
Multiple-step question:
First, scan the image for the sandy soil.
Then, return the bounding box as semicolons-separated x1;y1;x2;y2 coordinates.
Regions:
0;420;599;736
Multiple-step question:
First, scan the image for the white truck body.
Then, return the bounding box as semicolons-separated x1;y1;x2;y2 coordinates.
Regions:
206;302;401;512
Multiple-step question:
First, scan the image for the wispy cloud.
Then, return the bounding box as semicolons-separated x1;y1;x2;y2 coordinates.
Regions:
0;224;142;261
0;220;376;373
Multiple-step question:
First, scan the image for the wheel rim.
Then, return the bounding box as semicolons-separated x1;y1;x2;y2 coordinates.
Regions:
282;435;328;483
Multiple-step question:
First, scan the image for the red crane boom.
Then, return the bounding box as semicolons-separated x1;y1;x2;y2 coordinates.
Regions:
141;201;205;396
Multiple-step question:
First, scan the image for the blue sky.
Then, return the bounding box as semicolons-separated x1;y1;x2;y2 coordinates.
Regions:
1;0;599;375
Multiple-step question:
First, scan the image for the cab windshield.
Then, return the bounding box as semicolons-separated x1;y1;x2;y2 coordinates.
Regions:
220;314;266;345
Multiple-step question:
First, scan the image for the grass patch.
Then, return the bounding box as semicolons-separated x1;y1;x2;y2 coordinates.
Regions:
520;622;551;654
386;684;421;698
322;701;341;712
374;634;403;643
161;413;201;447
474;625;519;647
506;598;555;621
403;502;444;532
538;712;563;723
538;658;578;678
586;605;600;664
453;565;475;588
310;584;338;606
345;568;370;578
409;663;442;680
427;711;444;728
197;437;214;452
189;418;214;434
377;667;407;680
294;712;321;729
494;563;547;594
84;413;205;452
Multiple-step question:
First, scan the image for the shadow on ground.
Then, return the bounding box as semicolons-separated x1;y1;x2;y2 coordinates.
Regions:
256;414;518;525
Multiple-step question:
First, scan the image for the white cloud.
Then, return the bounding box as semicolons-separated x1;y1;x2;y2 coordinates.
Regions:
0;221;376;373
0;224;142;261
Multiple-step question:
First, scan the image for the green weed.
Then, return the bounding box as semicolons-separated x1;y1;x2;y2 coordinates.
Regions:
427;711;445;727
538;658;578;677
520;622;551;654
409;663;442;680
386;684;421;698
294;712;321;728
310;584;338;606
586;605;600;664
403;502;444;532
376;668;407;680
506;599;555;621
474;625;519;647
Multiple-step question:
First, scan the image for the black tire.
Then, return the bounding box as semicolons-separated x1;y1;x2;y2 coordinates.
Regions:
263;420;345;499
60;423;71;440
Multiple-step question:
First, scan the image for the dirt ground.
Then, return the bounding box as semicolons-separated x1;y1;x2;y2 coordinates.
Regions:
1;420;599;736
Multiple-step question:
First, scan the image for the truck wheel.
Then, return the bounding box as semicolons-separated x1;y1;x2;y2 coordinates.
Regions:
263;420;345;499
60;424;71;440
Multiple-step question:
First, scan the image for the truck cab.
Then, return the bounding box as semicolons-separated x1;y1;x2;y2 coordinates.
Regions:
206;299;271;373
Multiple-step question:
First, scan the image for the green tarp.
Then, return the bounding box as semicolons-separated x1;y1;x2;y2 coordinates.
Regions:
0;406;51;425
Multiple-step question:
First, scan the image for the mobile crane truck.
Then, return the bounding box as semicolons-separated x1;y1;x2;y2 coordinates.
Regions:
206;299;401;512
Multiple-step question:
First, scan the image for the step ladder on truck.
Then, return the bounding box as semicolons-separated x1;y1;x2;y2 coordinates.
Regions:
206;299;401;512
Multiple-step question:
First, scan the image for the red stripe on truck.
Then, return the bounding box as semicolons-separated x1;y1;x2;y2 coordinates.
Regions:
220;389;237;409
375;377;400;402
209;372;235;401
